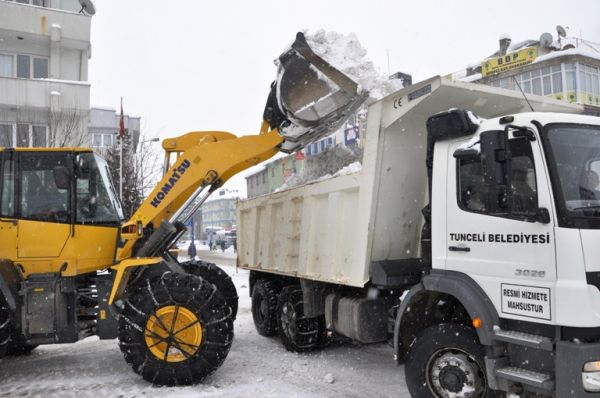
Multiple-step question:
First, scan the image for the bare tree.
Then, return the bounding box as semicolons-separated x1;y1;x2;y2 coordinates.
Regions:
48;108;88;147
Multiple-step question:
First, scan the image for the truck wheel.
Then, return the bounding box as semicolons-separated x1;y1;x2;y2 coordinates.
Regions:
405;323;492;398
252;279;279;336
6;332;37;355
0;296;14;358
180;260;239;320
277;285;322;352
119;272;234;386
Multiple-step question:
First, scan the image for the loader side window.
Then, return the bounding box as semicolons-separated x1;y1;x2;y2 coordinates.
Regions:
75;153;122;225
458;138;537;217
1;154;15;217
19;153;69;223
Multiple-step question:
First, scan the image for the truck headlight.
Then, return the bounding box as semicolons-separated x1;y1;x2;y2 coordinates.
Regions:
583;361;600;392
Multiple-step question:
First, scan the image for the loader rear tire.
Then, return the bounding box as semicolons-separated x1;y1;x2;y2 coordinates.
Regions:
119;272;234;386
252;279;279;336
0;294;14;358
6;332;37;356
180;260;239;320
277;285;323;353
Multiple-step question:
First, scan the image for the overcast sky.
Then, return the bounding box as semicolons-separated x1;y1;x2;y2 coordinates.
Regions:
88;0;600;196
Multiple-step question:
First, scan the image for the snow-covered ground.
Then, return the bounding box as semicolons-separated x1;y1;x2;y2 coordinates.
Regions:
0;250;409;398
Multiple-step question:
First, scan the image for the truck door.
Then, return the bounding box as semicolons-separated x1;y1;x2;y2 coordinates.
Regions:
17;152;70;258
445;131;556;324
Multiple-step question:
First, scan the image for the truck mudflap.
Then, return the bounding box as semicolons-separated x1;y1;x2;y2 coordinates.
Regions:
393;270;499;362
557;341;600;396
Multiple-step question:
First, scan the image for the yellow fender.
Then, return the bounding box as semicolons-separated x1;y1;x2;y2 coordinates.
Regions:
108;257;162;305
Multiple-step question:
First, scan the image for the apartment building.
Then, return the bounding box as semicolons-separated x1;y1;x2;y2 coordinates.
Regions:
0;0;92;147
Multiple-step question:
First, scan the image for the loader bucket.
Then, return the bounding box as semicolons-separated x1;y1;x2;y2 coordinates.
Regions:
264;32;369;153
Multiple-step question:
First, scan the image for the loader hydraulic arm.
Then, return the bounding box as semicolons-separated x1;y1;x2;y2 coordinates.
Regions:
115;31;368;262
116;122;282;261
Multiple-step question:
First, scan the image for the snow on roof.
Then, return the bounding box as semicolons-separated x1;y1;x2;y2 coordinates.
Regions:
206;188;241;202
533;46;600;64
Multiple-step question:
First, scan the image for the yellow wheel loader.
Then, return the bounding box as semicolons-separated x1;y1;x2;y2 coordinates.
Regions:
0;33;368;386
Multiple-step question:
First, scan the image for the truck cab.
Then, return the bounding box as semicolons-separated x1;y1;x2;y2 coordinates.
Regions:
421;110;600;396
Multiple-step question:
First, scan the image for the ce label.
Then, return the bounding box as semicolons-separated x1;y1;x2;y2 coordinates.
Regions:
393;97;403;109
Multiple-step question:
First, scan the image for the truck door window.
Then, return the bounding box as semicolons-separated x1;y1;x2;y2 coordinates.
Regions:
458;137;537;217
19;153;69;223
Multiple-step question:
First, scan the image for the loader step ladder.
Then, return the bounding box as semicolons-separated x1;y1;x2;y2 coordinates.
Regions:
493;327;554;351
495;366;555;391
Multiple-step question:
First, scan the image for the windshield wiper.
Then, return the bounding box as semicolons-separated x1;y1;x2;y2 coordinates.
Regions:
572;205;600;212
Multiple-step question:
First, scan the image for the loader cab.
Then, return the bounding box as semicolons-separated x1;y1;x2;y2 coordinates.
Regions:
0;149;124;272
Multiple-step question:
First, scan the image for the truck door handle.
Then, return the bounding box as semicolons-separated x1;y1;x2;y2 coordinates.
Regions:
449;246;470;252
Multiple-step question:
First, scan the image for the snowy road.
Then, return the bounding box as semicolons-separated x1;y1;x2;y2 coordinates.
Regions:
0;250;409;398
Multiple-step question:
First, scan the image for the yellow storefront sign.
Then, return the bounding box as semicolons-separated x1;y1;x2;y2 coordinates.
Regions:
482;47;537;77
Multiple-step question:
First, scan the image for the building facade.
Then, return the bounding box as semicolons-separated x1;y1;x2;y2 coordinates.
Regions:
0;0;92;148
88;107;140;151
200;188;239;231
454;31;600;115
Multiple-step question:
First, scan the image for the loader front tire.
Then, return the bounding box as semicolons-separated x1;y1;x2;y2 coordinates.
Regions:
252;279;279;336
277;285;323;352
180;260;239;320
119;272;234;386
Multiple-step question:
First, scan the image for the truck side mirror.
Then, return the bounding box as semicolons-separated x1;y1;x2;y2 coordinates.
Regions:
479;130;510;212
53;166;71;190
480;130;509;186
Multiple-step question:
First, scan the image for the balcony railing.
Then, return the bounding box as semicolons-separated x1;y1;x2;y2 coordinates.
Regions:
0;75;90;110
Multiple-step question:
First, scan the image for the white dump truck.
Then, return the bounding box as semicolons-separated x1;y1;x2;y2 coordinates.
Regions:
237;76;600;397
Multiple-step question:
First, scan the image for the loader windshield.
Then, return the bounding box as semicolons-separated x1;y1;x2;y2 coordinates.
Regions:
543;124;600;229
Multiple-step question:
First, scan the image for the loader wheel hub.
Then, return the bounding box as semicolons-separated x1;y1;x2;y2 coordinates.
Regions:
145;305;202;363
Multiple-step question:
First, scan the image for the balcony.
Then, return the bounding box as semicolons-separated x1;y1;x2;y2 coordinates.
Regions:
0;75;90;110
0;1;90;49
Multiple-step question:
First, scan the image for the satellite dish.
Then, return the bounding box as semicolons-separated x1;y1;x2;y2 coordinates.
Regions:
539;32;553;48
556;25;567;38
78;0;96;16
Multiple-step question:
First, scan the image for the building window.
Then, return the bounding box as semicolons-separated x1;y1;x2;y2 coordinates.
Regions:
271;167;274;177
0;124;13;147
17;55;30;78
514;65;563;97
32;125;47;147
103;134;113;147
15;0;48;6
2;53;49;79
0;54;13;78
262;172;266;184
33;58;48;79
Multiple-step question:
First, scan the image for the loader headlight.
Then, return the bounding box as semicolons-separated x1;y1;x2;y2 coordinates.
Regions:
583;361;600;392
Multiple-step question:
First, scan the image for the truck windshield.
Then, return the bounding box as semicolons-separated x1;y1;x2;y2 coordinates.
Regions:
76;153;124;225
543;124;600;229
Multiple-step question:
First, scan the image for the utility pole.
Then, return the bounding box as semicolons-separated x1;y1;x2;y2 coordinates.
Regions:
119;98;125;201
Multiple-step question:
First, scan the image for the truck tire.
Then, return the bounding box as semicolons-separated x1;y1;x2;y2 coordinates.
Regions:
277;285;323;352
405;323;494;398
119;272;234;386
252;279;279;336
0;298;12;358
180;260;239;320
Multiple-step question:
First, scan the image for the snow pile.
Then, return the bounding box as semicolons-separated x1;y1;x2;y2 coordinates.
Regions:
282;145;363;190
304;30;403;99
